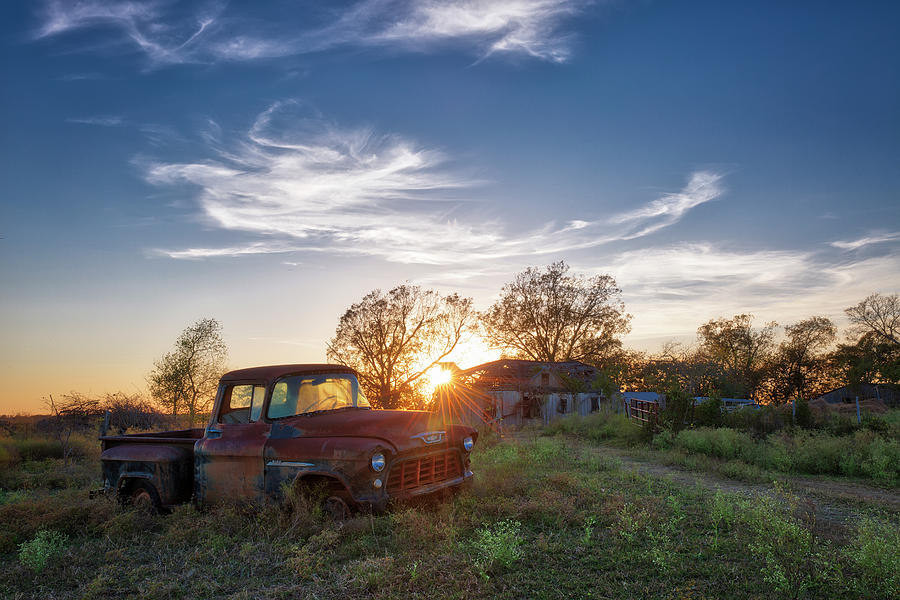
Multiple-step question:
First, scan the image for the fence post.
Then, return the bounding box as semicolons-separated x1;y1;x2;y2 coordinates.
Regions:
855;396;861;425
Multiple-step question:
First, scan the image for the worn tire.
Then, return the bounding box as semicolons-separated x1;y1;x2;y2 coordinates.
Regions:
323;494;352;522
120;480;162;514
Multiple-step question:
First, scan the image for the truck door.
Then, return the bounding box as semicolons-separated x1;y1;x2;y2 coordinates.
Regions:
195;381;269;504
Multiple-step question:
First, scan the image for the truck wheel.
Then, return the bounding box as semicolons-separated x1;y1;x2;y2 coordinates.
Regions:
121;481;161;514
323;494;351;521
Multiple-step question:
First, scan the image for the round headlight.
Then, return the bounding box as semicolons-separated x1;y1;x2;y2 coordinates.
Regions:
463;436;474;452
371;452;386;472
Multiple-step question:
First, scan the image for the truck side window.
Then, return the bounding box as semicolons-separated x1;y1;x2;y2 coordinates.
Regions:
268;381;295;419
219;384;266;424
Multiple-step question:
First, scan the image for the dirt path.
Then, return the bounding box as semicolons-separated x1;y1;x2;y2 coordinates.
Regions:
509;431;900;528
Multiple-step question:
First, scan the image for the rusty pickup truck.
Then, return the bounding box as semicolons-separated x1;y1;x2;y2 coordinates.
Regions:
100;364;476;516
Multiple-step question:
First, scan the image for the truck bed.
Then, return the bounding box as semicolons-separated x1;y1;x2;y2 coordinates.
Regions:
100;428;204;453
99;428;203;507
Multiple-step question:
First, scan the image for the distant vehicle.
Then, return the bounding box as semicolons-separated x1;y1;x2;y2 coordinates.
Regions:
99;364;476;517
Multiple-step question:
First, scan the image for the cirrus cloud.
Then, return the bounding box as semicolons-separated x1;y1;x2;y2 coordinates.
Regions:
143;102;725;266
35;0;591;66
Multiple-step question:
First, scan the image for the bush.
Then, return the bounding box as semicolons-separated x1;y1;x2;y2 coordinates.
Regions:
860;436;900;484
723;405;787;437
659;386;692;434
693;397;723;427
794;398;812;429
18;530;68;572
846;517;900;598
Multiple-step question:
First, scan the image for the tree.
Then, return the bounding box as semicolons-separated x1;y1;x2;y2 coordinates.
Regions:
833;293;900;385
767;316;837;403
148;318;227;423
643;341;724;398
696;314;776;400
846;293;900;345
327;285;475;409
481;261;631;364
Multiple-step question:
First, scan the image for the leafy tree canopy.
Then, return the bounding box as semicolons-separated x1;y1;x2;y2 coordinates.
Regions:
481;261;631;364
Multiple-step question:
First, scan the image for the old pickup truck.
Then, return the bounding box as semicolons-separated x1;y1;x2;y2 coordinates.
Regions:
99;364;476;516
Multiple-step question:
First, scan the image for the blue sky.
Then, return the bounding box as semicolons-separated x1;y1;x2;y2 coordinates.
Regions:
1;0;898;412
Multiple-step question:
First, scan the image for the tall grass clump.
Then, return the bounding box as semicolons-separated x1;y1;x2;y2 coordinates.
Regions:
545;412;645;446
0;438;64;462
673;428;757;462
663;424;900;486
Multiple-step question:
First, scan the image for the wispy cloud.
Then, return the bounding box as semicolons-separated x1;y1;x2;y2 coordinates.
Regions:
35;0;588;66
66;115;124;127
58;72;106;81
144;102;724;265
830;231;900;250
609;172;724;238
37;0;219;66
359;0;585;63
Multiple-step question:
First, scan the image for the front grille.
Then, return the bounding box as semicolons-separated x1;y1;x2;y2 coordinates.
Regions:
387;451;462;494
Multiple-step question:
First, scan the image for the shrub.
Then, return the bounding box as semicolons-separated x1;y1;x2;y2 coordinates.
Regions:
860;437;900;485
18;530;68;572
788;432;849;475
660;386;692;434
794;398;812;429
723;404;786;437
846;517;900;598
693;397;723;427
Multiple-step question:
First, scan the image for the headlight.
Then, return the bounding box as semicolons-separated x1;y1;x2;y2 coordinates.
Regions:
371;452;386;472
463;436;474;452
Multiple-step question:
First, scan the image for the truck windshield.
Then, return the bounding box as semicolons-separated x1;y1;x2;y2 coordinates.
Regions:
267;373;371;419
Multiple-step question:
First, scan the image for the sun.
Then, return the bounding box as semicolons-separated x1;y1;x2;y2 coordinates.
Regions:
428;367;453;388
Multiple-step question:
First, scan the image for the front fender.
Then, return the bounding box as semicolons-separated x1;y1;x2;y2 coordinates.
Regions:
264;436;390;506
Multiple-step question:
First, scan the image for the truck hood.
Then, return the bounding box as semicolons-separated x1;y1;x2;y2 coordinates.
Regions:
268;408;473;453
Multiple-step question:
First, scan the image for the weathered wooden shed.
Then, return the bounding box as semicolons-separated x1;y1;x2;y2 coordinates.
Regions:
434;359;611;430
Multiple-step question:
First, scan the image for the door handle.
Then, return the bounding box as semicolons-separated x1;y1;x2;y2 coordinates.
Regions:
206;426;223;439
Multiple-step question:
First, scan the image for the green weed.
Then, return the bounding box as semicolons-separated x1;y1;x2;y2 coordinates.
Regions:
470;518;524;577
744;486;819;599
18;529;68;572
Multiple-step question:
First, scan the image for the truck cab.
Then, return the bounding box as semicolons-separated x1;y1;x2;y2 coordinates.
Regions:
101;364;477;514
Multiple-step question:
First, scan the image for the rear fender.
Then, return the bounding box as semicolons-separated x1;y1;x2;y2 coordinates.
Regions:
101;444;193;507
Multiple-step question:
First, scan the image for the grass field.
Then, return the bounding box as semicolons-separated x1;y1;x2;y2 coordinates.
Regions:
1;429;899;599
